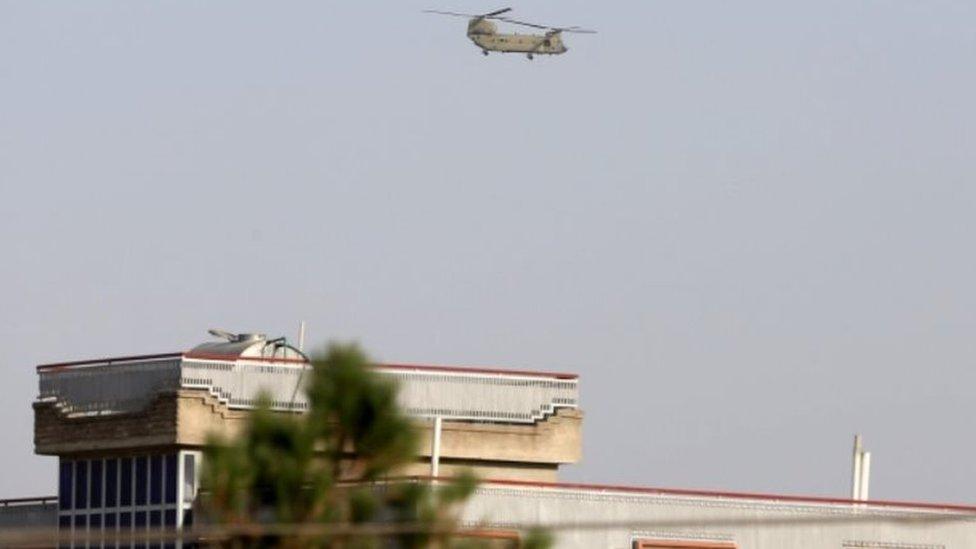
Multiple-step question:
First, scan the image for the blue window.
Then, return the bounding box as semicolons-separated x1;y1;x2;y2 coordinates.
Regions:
121;457;133;506
91;459;103;508
75;460;88;510
135;456;147;505
164;454;177;504
59;460;73;510
150;455;162;504
106;458;118;507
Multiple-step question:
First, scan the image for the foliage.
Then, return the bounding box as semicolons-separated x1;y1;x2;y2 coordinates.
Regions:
203;342;550;549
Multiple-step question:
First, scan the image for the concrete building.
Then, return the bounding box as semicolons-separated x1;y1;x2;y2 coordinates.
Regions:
3;331;975;547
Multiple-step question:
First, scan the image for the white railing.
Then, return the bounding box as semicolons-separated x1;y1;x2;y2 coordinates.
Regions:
38;357;579;424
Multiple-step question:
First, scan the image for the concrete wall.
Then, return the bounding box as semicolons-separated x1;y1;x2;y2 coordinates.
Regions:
37;389;582;481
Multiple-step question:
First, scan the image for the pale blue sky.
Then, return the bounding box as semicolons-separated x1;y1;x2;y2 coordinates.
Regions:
2;1;974;502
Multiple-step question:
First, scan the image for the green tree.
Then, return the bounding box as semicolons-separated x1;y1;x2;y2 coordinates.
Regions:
202;342;550;549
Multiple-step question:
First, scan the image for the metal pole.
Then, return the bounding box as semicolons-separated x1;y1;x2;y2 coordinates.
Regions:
851;435;863;500
860;451;871;501
431;416;443;477
298;321;306;352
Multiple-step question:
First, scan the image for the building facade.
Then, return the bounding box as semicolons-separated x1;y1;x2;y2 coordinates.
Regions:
2;331;974;548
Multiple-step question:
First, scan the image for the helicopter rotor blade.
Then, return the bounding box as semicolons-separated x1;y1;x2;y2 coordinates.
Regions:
495;17;550;30
556;26;597;34
483;7;512;17
423;10;480;18
424;7;512;19
495;17;596;33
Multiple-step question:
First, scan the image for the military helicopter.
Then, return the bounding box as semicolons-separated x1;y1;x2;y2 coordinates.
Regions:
424;7;595;59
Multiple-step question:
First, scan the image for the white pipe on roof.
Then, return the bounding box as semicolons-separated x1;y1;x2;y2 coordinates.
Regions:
431;416;443;477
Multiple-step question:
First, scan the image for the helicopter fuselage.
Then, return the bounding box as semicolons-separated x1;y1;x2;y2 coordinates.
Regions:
466;19;567;56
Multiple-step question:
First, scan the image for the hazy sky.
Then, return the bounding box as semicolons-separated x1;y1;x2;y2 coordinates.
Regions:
2;1;974;503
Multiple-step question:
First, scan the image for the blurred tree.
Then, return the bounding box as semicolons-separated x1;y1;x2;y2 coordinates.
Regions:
203;342;550;549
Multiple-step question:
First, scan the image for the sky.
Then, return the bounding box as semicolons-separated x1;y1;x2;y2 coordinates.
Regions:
1;1;974;503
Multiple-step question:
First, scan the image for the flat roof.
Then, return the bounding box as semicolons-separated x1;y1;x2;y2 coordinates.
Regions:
36;352;579;379
474;477;976;514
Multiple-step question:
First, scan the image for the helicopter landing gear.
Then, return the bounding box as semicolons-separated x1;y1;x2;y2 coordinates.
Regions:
526;53;534;60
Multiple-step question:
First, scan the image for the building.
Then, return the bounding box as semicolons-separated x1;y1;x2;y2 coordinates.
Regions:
3;331;975;547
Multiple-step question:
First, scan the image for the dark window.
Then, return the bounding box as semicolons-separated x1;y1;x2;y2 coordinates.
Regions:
74;514;87;528
91;459;104;508
59;460;73;510
121;458;133;506
120;512;132;527
105;513;118;549
90;513;102;528
149;510;162;549
75;460;88;509
135;510;148;549
135;456;147;505
150;455;162;504
163;509;176;526
182;510;193;528
59;515;71;528
106;458;118;507
164;454;177;504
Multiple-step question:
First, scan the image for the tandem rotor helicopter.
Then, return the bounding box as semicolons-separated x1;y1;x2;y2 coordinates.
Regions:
424;7;596;59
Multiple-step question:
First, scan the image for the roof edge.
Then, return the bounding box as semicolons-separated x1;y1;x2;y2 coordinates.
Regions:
36;354;579;379
472;477;976;514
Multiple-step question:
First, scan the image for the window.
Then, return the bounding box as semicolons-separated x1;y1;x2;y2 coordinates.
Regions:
183;454;196;503
90;513;102;528
135;456;148;505
74;514;87;528
164;454;177;504
59;460;73;510
75;460;88;510
456;529;520;548
91;459;104;508
120;457;133;506
106;458;118;507
634;541;737;549
150;455;162;505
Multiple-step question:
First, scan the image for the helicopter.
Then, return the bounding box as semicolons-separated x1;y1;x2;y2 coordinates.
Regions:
424;7;595;59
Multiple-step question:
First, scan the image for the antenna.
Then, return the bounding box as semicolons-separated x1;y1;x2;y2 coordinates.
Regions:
298;321;306;352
